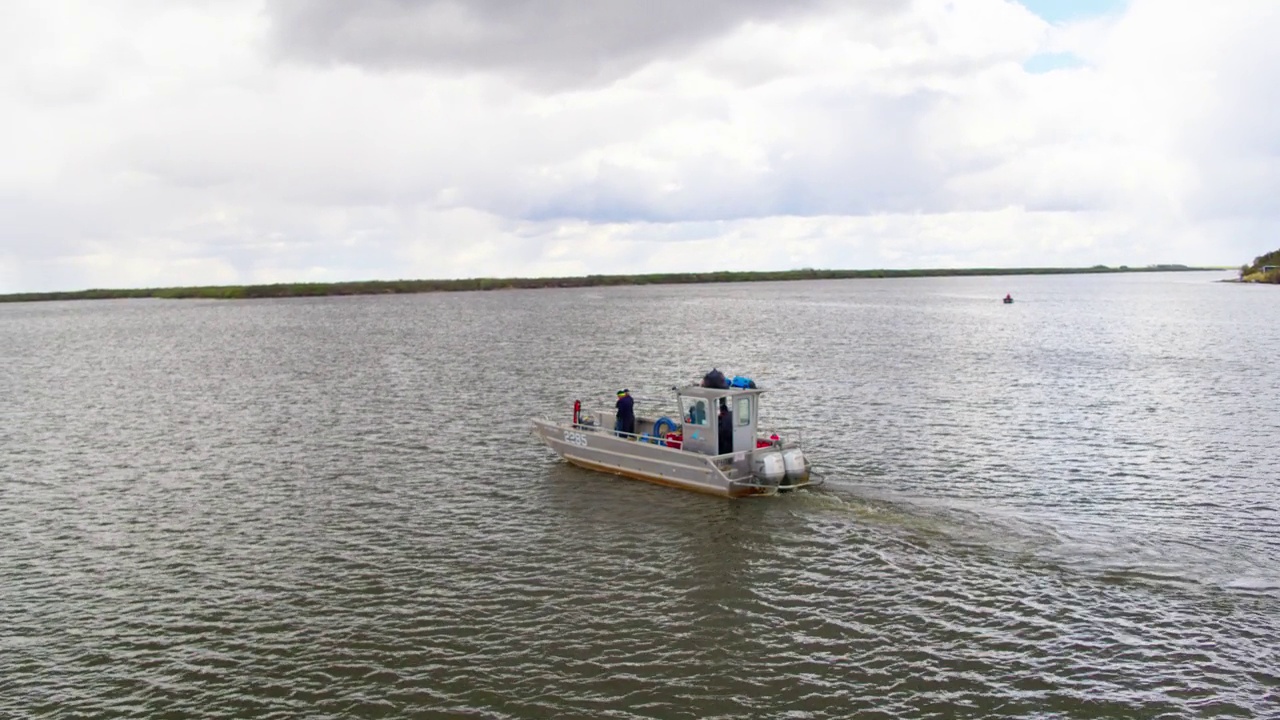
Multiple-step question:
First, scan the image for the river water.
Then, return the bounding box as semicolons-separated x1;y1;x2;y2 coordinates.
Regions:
2;271;1277;718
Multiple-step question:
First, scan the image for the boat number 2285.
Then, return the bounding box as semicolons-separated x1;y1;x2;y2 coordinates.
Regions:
562;430;589;448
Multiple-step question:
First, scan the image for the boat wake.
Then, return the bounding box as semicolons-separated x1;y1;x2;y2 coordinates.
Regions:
797;476;1280;598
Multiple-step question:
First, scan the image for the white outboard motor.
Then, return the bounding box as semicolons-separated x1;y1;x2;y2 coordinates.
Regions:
782;448;808;482
752;450;786;484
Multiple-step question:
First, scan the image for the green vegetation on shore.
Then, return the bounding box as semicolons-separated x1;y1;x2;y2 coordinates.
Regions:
0;264;1217;303
1239;249;1280;284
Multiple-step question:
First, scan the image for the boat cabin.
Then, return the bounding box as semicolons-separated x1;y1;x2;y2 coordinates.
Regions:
675;385;765;456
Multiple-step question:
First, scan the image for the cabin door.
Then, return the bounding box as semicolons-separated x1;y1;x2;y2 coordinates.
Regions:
679;395;717;455
731;395;756;453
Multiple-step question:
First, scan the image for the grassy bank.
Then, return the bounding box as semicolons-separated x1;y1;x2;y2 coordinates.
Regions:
1239;270;1280;284
0;264;1220;303
1238;248;1280;283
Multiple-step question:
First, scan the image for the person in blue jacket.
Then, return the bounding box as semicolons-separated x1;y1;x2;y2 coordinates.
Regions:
615;389;636;437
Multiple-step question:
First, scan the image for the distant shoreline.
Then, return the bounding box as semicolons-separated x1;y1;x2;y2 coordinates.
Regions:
0;265;1226;303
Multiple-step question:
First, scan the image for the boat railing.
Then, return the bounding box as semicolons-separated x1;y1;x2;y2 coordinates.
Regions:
572;404;805;449
571;405;674;441
573;404;673;428
570;404;611;431
755;427;804;449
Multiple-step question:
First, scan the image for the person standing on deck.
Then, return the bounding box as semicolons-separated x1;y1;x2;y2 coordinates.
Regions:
717;398;733;454
615;389;636;438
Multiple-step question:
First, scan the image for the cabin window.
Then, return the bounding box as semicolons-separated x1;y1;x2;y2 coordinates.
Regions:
685;400;708;426
736;397;751;426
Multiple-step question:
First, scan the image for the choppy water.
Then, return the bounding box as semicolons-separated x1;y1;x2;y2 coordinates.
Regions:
2;271;1278;718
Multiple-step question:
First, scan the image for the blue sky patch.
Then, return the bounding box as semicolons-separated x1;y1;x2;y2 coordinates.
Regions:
1023;51;1087;74
1017;0;1128;23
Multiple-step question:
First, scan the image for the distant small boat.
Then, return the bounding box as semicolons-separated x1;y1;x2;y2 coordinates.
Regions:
1003;294;1014;304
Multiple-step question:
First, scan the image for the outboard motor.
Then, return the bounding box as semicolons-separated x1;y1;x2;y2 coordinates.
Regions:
752;450;786;484
782;448;808;482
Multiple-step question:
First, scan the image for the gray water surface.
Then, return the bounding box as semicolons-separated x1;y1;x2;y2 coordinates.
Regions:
2;271;1277;718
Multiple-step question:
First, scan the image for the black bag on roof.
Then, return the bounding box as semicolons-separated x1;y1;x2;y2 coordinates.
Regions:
702;368;729;389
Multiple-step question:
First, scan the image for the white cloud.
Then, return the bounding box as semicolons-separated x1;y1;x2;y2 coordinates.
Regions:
264;0;860;89
0;0;1276;292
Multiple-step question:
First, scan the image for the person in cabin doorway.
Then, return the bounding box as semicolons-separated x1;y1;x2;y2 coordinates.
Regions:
717;398;733;454
615;389;636;438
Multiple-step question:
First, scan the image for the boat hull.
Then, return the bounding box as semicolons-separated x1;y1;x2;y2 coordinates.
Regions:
531;419;780;498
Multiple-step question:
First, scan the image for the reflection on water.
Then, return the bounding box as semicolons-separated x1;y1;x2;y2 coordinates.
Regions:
2;271;1278;718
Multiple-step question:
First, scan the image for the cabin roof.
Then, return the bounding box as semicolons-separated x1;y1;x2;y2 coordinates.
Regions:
677;385;765;399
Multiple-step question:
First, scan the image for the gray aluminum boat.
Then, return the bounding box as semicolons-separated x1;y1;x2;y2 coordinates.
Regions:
532;381;821;498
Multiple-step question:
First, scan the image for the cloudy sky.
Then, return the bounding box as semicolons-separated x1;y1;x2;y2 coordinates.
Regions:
1;0;1276;292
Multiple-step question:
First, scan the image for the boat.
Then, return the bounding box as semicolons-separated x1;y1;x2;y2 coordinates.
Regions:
1003;294;1014;304
531;375;821;498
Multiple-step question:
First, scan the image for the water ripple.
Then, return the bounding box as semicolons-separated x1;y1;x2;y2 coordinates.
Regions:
3;275;1278;718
